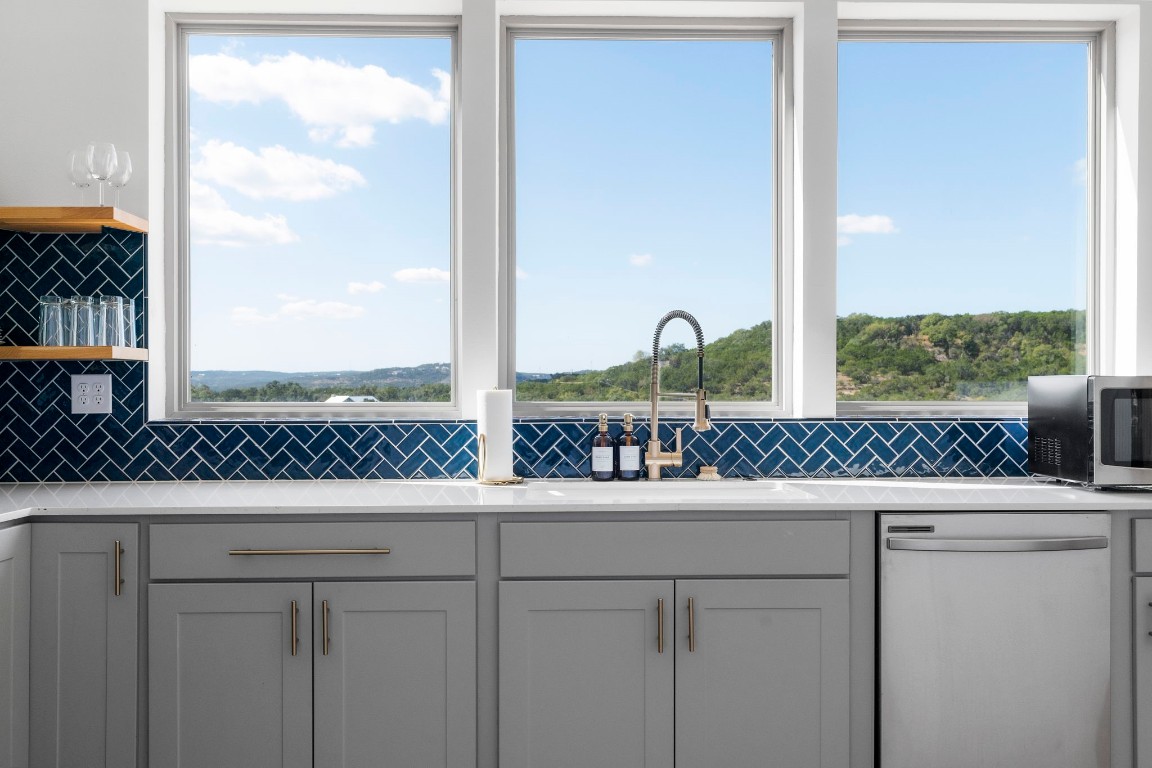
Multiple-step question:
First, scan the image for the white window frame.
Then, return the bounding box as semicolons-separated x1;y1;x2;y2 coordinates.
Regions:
834;21;1107;418
159;13;463;419
146;1;1144;423
502;17;793;420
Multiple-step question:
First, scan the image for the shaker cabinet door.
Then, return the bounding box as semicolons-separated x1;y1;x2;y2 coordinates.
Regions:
1136;577;1152;768
0;526;29;768
313;581;476;768
149;583;313;768
499;580;675;768
675;579;850;768
30;523;137;768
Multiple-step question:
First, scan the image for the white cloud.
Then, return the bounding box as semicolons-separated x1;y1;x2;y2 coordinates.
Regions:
280;298;365;320
231;295;366;326
189;181;298;247
189;52;450;148
231;306;278;325
193;140;366;201
347;280;385;295
516;267;529;280
1074;157;1088;186
837;214;898;235
629;253;654;267
837;235;853;248
393;267;450;283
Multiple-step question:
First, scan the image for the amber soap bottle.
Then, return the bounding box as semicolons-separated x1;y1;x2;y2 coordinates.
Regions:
617;413;641;480
590;412;616;481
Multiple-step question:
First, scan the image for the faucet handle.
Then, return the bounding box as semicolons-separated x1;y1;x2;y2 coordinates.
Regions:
693;389;711;431
673;427;683;454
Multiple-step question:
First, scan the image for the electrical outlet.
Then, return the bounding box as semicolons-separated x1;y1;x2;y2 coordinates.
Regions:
71;374;112;415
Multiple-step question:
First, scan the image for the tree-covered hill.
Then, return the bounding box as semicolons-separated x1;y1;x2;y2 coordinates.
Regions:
189;309;1083;403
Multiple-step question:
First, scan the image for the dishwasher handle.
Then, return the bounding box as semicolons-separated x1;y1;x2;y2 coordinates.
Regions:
887;536;1108;552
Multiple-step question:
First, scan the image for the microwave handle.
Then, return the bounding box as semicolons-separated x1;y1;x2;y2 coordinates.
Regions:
887;536;1108;552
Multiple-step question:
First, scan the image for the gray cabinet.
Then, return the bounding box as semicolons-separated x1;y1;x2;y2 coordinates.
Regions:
150;581;475;768
499;578;848;768
314;582;476;768
149;583;313;768
1136;576;1152;768
499;580;675;768
675;579;849;768
30;523;137;768
0;526;29;768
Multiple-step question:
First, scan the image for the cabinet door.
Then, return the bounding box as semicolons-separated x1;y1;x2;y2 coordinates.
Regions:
30;523;137;768
314;582;476;768
676;579;850;768
0;526;29;768
499;580;674;768
149;583;312;768
1137;577;1152;768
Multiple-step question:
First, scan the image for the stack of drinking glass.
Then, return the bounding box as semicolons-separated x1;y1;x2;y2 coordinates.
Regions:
38;295;137;347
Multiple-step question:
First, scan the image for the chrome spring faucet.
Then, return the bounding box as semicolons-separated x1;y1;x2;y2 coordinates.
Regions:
646;310;711;480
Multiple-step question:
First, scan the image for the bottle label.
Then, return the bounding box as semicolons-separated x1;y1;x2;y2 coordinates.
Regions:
592;447;614;472
619;445;641;471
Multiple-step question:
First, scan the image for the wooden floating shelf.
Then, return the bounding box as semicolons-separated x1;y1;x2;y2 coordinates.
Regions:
0;206;148;234
0;346;148;361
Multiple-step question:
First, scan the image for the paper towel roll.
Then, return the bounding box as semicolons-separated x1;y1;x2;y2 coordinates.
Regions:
477;389;514;481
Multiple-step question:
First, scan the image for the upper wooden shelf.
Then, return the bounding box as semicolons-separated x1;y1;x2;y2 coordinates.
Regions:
0;346;148;362
0;207;148;234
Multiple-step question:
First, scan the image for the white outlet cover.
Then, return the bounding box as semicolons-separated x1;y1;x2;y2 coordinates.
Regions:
71;374;112;415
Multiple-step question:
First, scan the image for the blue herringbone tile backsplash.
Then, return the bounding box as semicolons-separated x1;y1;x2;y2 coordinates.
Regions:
0;229;1029;482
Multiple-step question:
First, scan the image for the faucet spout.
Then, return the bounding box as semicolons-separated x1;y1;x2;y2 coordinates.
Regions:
646;310;711;481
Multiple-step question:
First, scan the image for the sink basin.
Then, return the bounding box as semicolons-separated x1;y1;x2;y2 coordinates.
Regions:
523;479;813;502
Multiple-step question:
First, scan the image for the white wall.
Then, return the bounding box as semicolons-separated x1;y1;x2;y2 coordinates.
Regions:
0;0;149;214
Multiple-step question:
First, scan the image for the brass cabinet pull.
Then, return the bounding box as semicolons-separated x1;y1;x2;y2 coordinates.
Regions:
657;598;664;654
228;548;391;556
687;597;696;653
322;600;331;656
113;540;123;597
290;600;299;657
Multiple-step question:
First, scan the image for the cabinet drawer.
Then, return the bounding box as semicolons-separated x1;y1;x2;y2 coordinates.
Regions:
150;522;475;579
1134;519;1152;572
500;520;849;578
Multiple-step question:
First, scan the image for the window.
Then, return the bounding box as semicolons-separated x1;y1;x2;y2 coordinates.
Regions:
176;24;455;414
509;27;780;409
836;32;1095;407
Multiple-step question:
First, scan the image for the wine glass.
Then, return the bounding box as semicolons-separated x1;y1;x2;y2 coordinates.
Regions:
86;142;118;206
106;151;132;209
67;149;92;202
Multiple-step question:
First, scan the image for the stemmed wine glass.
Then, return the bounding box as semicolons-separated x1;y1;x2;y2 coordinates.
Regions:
106;150;132;208
67;149;92;202
86;142;118;206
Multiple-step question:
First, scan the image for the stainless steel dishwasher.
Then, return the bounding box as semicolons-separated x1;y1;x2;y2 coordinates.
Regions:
880;513;1110;768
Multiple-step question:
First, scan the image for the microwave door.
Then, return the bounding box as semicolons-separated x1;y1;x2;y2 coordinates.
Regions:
1095;383;1152;484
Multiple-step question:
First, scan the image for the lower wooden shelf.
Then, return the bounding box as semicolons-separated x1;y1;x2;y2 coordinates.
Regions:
0;346;148;361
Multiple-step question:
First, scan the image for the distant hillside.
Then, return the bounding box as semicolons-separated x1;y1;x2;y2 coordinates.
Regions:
190;309;1084;403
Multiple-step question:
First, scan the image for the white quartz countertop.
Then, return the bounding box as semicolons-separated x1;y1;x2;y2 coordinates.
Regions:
1;477;1150;523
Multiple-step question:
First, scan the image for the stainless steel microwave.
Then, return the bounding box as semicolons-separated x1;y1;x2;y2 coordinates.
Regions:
1028;375;1152;486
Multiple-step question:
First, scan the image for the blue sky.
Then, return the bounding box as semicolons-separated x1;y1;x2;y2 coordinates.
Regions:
187;34;1088;376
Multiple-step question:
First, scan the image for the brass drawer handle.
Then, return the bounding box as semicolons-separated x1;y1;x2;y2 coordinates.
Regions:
228;548;391;556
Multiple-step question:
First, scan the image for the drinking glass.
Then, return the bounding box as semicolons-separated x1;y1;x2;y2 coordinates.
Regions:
70;296;95;346
106;151;131;208
86;142;117;206
121;297;137;348
100;296;124;347
66;150;92;203
38;296;65;346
